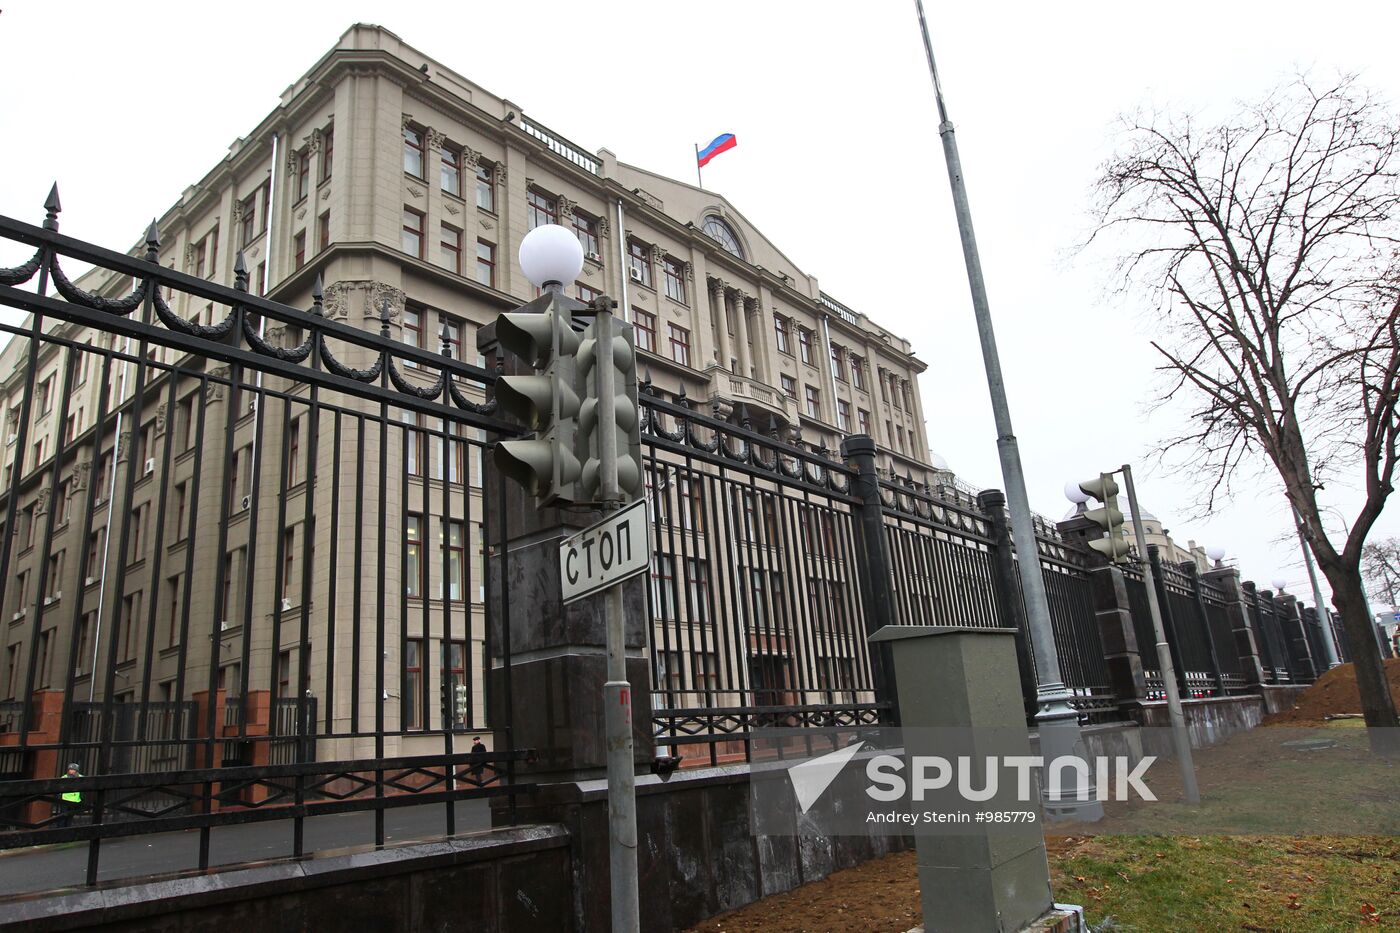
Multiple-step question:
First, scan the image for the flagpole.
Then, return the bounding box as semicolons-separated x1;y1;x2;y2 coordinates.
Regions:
695;144;703;188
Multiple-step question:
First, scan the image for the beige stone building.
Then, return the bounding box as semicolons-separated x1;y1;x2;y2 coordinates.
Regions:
0;23;930;761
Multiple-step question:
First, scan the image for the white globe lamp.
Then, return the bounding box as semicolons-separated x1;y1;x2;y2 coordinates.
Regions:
519;224;584;290
1272;577;1289;592
1063;481;1089;505
1206;546;1226;563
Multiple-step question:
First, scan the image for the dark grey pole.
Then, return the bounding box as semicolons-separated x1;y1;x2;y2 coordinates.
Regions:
1293;505;1340;669
912;0;1099;819
841;434;900;718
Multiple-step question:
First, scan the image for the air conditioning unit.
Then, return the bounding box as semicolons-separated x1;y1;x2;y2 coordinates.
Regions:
43;594;58;606
220;619;230;631
10;611;22;621
281;597;292;611
85;576;96;586
585;251;602;263
143;458;155;476
248;399;258;413
629;267;644;282
5;433;14;446
240;495;251;511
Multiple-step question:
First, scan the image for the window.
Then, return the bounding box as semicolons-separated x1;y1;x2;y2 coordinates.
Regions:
668;324;691;367
879;369;890;402
402;207;424;259
403;307;421;367
5;644;18;698
805;385;821;419
406;515;423;598
476;162;495;212
440;224;462;274
634;310;656;353
577;283;602;304
295;149;310;201
403;126;425;179
837;399;851;432
851;354;866;390
402;410;424;476
44;551;63;600
255;261;266;296
662;257;686;303
404;639;424;730
87;529;104;575
441;640;468;729
440;144;461;196
287;417;301;484
685;558;710;623
627;241;652;288
277;650;291;699
222;548;243;623
442;520;464;601
75;613;94;675
239;191;258;246
318;211;330;252
120;592;141;660
320;128;333;182
774;316;791;354
129;504;147;562
780;374;797;400
678;476;705;533
475;240;495;287
858;408;871;435
798;328;813;365
903;381;915;412
701;216;744;258
650;554;677;621
166;574;181;646
172;483;186;541
443;317;463;362
29;437;43;471
281;527;295;601
64;413;78;444
831;344;847;382
526;188;557;229
293;230;306;270
38;374;54;414
572;212;599;256
14;570;28;613
896;425;905;452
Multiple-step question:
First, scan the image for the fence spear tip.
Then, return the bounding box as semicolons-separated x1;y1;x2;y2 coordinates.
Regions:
44;183;61;214
145;219;161;249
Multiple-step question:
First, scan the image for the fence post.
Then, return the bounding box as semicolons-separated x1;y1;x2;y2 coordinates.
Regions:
840;435;899;721
1242;582;1278;684
977;489;1041;719
1147;546;1190;698
1183;562;1226;695
1203;565;1265;688
1274;592;1317;683
1057;513;1148;707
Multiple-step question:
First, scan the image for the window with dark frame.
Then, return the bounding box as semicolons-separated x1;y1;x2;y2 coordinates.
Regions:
805;384;821;419
441;640;468;729
634;310;656;352
404;639;424;730
293;231;306;270
572;212;600;256
402;207;425;259
774;315;791;354
780;374;797;400
441;144;462;197
837;399;851;432
281;527;295;601
577;283;602;304
627;240;652;287
406;515;423;598
320;128;333;182
662;256;686;303
318;211;330;252
798;327;813;365
239;191;258;246
403;307;421;366
475;240;495;287
441;224;462;274
858;408;871;435
443;520;464;601
403;126;425;179
851;354;866;390
167;574;181;646
831;344;847;382
476;162;495;212
526;187;557;229
295;149;310;202
668;323;691;366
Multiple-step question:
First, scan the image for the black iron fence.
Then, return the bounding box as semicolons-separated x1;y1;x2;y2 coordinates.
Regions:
0;196;530;882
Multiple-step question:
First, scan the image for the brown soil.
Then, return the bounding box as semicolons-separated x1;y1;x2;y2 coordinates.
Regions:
1263;659;1400;725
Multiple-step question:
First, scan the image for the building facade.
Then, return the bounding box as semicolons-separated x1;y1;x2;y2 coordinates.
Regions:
0;24;930;762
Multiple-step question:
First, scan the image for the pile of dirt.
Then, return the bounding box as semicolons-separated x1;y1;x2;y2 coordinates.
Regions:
1264;659;1400;725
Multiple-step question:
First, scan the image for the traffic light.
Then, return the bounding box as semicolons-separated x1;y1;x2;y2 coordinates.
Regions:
493;292;582;506
1079;473;1131;563
575;309;643;504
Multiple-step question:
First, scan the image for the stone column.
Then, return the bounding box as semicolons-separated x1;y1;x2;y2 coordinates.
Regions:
1203;566;1265;687
1056;515;1149;706
731;288;752;379
868;625;1057;933
709;278;731;370
978;489;1040;719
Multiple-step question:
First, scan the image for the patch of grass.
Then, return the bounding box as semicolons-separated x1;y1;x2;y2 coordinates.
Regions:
1049;834;1400;931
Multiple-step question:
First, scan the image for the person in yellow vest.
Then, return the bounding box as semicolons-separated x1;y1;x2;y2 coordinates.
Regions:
56;762;83;828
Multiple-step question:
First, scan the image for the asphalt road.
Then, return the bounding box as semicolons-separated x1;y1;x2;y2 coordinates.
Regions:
0;798;493;897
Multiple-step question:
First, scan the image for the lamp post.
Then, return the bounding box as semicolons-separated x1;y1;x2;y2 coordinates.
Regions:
1291;506;1341;669
913;2;1098;820
516;225;641;933
1206;545;1226;569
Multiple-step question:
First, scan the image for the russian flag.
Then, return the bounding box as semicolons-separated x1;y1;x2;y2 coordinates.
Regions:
697;133;737;168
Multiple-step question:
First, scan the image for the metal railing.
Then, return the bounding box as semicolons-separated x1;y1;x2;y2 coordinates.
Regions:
517;115;600;175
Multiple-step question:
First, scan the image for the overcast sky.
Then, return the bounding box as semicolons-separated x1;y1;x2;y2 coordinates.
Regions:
3;1;1399;608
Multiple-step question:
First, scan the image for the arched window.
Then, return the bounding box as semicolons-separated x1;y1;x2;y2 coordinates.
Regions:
702;216;744;259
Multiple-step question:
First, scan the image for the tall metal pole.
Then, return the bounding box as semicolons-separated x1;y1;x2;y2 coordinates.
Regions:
1122;464;1200;802
593;307;640;933
1293;504;1340;669
912;0;1099;820
695;144;703;189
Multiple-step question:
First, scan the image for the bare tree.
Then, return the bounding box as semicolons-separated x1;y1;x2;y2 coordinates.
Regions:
1090;74;1400;753
1362;537;1400;609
